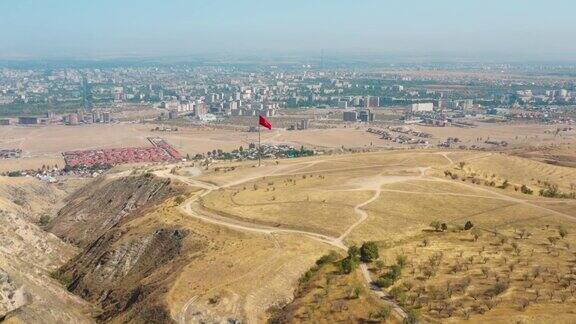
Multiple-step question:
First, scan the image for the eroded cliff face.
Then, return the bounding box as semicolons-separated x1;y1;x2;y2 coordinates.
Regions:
49;173;200;323
62;227;190;323
49;174;185;247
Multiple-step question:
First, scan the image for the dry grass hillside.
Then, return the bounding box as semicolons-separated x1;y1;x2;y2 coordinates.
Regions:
268;252;402;324
157;149;576;323
0;176;94;323
48;173;191;323
0;176;68;222
5;147;576;323
48;172;331;323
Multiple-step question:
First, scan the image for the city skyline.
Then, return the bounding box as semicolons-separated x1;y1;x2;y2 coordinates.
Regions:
2;0;576;61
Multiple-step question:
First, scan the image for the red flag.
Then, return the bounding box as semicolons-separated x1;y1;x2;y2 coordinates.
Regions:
259;115;272;130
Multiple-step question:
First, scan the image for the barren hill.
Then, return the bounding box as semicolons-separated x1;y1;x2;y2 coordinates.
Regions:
3;148;576;323
0;177;94;323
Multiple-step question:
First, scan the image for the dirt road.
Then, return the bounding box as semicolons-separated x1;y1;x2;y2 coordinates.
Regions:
155;161;412;323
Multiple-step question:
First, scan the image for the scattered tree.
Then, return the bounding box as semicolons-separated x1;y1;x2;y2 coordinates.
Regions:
559;226;568;239
403;309;419;324
520;184;533;195
347;245;359;258
441;223;448;232
339;256;359;274
396;254;408;268
38;214;51;226
372;305;391;320
360;241;379;263
471;228;482;241
430;220;442;232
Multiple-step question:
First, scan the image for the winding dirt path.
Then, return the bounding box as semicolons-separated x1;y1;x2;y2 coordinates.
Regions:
156;162;414;323
159;151;571;323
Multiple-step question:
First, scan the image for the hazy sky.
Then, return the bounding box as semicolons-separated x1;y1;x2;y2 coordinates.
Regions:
1;0;575;60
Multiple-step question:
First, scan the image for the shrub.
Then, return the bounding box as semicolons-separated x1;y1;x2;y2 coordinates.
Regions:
559;226;568;239
464;221;474;230
471;228;482;241
403;309;419;324
339;256;359;274
387;264;402;281
520;185;533;195
396;254;407;268
486;281;509;297
350;286;361;299
390;287;407;304
12;198;25;206
430;220;442;231
374;277;394;288
539;184;559;197
347;245;359;258
316;251;339;266
372;305;392;320
299;267;318;284
50;271;72;286
7;171;23;177
38;214;51;226
360;241;379;263
174;195;186;205
375;260;386;271
499;180;510;189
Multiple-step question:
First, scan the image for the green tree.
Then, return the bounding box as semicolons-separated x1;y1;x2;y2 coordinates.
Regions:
339;256;359;274
348;245;359;258
374;277;394;288
360;241;379;263
387;264;402;280
520;185;533;194
316;251;339;266
38;214;51;226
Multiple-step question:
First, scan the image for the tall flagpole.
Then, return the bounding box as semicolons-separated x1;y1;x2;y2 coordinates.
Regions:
258;117;261;166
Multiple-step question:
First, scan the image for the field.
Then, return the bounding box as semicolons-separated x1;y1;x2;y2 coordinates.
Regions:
2;118;575;172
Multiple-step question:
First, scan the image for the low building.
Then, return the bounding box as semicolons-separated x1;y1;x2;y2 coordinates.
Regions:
410;102;434;112
366;96;380;108
343;111;358;122
18;117;39;125
358;109;375;122
68;113;79;125
102;112;111;123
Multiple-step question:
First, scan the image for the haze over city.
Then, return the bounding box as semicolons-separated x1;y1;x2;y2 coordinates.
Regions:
2;0;576;60
2;1;576;324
